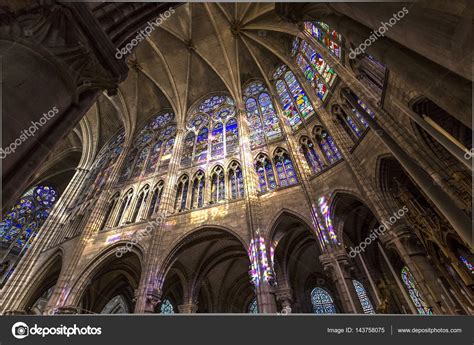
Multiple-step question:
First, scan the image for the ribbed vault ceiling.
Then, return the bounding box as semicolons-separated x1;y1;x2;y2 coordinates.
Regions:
40;3;303;180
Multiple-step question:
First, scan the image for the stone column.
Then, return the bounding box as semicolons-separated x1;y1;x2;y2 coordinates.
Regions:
234;104;277;313
320;250;362;313
376;242;418;314
342;90;472;248
134;128;186;313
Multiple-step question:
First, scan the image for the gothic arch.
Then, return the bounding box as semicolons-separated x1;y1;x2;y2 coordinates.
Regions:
67;242;144;308
20;250;64;313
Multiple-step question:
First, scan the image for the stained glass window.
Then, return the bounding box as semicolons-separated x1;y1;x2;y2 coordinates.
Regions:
296;53;328;101
225;118;239;154
292;37;337;102
401;266;432;315
229;161;244;199
191;171;205;209
273;65;314;129
119;148;138;183
131;147;149;178
352;280;375;314
175;176;189;212
274;149;298;187
211;123;224;158
311;287;336;314
304;21;342;59
243;81;282;148
248;298;258;314
0;185;58;283
314;127;341;164
195;127;208;163
181;132;195;167
148;182;164;218
255;154;276;193
245;97;265;147
459;255;473;273
145;141;162;174
186;94;238;164
114;189;133;226
301;136;324;173
160;299;175;314
211;166;225;203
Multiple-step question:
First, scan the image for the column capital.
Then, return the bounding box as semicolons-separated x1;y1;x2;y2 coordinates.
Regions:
145;288;162;312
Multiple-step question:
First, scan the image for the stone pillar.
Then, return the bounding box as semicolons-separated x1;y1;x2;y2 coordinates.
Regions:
234;104;277;313
134;128;186;313
275;287;293;313
320;250;362;313
342;90;472;248
376;242;417;314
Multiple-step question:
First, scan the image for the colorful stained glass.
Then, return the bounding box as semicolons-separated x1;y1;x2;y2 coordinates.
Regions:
317;130;341;164
229;164;244;199
160;299;174;314
119;148;138;182
352;280;375;314
401;266;432;315
259;92;282;141
274;152;297;187
255;156;276;193
191;174;205;209
161;138;174;162
150;112;174;129
211;123;224;158
304;21;342;59
198;95;227;114
300;41;337;86
131;146;149;178
276;79;302;128
211;168;225;202
181;132;195;166
225;118;239;154
459;255;473;272
245;97;265;148
145;141;163;174
194;127;208;163
188;113;209;131
296;54;328;101
302;140;324;173
214;106;234;121
284;70;314;119
244;82;282;147
248;298;258;314
311;287;336;314
291;37;300;57
0;185;58;286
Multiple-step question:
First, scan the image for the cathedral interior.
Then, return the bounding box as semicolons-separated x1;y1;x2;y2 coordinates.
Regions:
0;2;472;316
